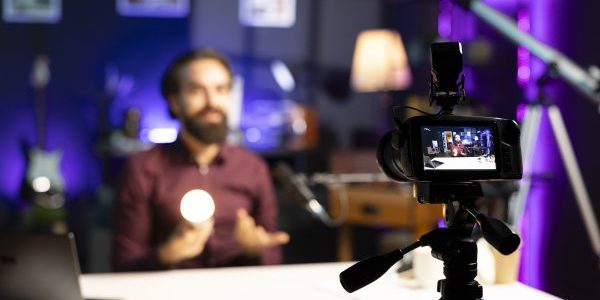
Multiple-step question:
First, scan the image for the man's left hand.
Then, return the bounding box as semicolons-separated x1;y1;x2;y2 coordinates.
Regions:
235;209;290;257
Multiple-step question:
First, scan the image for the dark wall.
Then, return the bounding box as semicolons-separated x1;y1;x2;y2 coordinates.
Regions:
0;1;189;205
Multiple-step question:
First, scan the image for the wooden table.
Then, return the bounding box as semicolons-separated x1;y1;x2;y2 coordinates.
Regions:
328;183;443;261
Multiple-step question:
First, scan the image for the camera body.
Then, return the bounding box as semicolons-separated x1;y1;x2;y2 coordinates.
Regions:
376;41;522;183
377;114;522;182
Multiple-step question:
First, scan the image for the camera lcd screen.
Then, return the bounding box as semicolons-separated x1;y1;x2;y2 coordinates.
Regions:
421;126;496;171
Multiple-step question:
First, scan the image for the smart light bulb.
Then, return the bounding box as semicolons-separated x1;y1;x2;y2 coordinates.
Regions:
32;176;51;193
180;189;215;224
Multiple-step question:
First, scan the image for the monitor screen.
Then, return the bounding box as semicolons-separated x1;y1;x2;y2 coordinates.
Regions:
421;126;496;171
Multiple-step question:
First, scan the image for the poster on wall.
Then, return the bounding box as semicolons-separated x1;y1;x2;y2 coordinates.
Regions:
2;0;61;23
239;0;296;28
117;0;189;18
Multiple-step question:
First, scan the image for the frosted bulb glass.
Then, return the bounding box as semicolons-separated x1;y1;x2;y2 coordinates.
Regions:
180;189;215;224
32;176;51;193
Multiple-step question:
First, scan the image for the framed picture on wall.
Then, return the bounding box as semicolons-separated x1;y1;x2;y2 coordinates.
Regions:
2;0;62;23
239;0;296;28
117;0;189;18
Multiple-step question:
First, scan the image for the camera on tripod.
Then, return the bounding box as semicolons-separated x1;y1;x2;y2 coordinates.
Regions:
339;42;523;300
377;42;523;184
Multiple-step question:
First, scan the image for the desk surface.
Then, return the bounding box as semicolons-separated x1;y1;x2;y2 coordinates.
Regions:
81;262;561;300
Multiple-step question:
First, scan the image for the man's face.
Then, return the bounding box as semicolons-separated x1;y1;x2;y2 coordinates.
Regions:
169;58;232;144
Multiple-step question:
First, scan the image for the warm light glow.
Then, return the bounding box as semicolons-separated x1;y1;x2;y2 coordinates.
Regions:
180;189;215;224
292;119;307;134
32;176;51;193
351;29;412;92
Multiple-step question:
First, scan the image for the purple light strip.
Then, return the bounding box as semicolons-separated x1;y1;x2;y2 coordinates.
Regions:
517;0;561;291
438;0;453;39
517;9;531;85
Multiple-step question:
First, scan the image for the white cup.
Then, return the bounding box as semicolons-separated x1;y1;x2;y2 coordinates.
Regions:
413;247;445;290
476;239;496;285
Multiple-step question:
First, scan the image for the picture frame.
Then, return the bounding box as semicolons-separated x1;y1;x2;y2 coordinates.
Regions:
239;0;296;28
2;0;62;24
117;0;189;18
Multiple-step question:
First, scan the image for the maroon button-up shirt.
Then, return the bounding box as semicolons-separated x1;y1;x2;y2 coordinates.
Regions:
112;139;281;271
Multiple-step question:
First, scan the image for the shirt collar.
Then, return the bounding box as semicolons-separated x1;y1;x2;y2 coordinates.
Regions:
172;136;228;166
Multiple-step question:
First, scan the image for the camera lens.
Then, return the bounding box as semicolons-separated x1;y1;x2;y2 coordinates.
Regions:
376;131;408;181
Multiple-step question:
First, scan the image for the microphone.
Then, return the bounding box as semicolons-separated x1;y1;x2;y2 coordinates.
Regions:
273;162;328;221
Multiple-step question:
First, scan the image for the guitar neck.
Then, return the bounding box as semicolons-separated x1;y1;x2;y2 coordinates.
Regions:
34;87;46;150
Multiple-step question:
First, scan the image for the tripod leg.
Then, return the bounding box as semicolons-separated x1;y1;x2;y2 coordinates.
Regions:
510;105;543;228
547;105;600;261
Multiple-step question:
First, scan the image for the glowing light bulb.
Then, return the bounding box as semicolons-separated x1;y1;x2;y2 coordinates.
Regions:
180;189;215;224
32;176;51;193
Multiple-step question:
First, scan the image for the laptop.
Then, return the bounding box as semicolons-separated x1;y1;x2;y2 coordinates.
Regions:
423;155;444;169
0;232;100;300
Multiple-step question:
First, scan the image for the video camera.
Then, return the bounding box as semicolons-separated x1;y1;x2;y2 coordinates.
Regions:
339;42;523;300
377;42;522;183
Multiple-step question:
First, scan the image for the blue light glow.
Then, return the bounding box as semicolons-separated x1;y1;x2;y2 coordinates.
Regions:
271;60;296;93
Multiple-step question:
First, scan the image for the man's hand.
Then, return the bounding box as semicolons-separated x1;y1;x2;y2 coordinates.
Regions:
451;147;458;157
157;220;214;266
235;209;290;257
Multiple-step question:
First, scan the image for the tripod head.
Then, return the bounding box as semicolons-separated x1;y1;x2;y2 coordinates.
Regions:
339;182;520;299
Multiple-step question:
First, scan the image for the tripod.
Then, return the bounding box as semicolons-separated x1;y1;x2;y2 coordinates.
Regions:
509;70;600;263
340;182;520;300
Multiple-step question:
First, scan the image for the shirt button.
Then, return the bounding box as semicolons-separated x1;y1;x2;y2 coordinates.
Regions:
199;165;209;175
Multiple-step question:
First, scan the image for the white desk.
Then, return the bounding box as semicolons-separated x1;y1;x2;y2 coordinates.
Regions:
81;262;562;300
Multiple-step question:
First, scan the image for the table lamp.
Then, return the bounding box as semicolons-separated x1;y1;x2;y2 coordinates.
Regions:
180;189;215;225
351;29;412;92
351;29;412;135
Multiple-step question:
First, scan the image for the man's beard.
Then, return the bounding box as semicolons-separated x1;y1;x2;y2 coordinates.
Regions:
182;110;229;144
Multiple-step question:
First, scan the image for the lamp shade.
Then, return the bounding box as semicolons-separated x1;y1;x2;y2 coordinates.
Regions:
351;29;412;92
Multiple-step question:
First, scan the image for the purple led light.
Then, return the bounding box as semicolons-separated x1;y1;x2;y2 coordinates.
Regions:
518;47;530;59
517;9;531;86
518;65;531;81
516;103;528;123
438;15;452;39
517;10;531;31
517;0;562;291
438;0;453;39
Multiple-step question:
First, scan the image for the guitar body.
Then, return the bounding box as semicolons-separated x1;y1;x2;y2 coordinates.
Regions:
24;147;66;208
20;55;68;234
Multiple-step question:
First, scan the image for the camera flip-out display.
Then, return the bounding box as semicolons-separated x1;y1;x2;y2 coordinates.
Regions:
377;115;522;182
421;125;496;171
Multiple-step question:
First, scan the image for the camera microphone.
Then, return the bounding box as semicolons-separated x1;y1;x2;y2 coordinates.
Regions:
273;162;327;221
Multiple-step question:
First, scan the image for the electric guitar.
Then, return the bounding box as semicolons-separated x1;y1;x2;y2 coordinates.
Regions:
22;55;66;210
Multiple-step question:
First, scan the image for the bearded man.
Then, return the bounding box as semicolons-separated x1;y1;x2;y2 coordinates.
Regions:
112;50;289;271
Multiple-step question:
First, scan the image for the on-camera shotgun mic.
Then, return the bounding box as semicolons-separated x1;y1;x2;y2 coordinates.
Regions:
273;162;328;222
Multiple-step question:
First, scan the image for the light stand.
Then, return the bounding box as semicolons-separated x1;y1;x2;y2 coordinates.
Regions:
452;0;600;263
510;68;600;260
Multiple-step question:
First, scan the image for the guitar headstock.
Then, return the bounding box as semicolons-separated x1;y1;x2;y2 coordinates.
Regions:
31;54;51;89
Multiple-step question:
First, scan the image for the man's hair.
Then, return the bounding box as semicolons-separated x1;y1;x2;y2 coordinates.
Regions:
160;49;233;117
